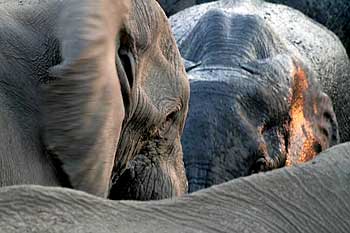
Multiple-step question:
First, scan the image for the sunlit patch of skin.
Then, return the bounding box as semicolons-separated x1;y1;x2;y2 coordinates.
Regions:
286;65;318;166
298;137;318;163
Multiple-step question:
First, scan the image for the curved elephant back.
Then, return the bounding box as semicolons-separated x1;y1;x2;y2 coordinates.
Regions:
1;142;350;232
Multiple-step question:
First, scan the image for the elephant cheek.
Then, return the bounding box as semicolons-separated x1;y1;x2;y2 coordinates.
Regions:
160;151;188;196
172;138;188;195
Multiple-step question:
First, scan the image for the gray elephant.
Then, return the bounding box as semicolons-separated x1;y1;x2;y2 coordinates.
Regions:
157;0;196;16
1;142;350;233
157;0;215;15
158;0;350;54
267;0;350;55
169;0;350;192
0;0;189;200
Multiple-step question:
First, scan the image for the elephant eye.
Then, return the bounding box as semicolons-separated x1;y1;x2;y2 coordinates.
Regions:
166;110;178;123
155;109;179;140
163;108;181;131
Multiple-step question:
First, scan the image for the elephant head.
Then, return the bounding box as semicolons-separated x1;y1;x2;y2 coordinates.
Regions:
173;10;339;192
42;0;189;199
108;0;189;200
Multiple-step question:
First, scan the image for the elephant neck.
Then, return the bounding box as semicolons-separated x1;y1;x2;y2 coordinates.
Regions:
180;12;282;67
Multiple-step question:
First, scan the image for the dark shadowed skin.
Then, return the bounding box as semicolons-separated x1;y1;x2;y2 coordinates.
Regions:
170;0;348;192
0;0;189;200
157;0;196;16
1;142;350;232
157;0;210;16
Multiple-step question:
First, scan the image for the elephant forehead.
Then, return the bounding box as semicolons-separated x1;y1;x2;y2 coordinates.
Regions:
187;69;293;125
127;0;188;113
141;60;187;112
129;0;170;53
170;0;263;45
129;0;184;68
188;68;290;96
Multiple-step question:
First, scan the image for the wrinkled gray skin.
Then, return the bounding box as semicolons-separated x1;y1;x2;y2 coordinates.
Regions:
170;0;349;192
0;0;189;200
158;0;350;55
1;142;350;233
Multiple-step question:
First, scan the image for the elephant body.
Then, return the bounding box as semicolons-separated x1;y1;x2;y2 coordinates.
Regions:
1;142;350;232
157;0;196;16
170;0;349;191
0;0;189;200
0;0;68;188
159;0;350;56
267;0;350;56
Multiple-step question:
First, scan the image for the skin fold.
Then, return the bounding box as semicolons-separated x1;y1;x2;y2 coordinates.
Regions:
169;0;348;192
0;0;189;200
0;142;350;232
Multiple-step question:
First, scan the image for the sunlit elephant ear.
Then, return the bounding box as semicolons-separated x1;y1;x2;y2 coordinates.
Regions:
240;55;338;168
287;60;339;165
42;0;130;197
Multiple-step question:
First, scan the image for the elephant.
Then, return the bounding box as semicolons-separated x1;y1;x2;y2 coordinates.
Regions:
158;0;350;54
0;0;189;200
266;0;350;56
169;0;350;192
157;0;197;16
0;142;350;233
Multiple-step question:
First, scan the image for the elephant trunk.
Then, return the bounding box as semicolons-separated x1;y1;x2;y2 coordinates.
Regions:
109;154;175;200
109;132;187;200
185;160;212;193
182;80;257;192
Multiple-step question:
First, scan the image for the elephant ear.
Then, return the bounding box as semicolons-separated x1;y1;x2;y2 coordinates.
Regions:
240;55;339;165
42;0;130;197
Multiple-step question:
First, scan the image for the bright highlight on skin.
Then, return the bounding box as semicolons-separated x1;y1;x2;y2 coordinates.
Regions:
287;66;317;166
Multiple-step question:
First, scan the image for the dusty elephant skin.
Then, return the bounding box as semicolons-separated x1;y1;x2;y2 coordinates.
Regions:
170;0;349;192
158;0;350;55
0;142;350;232
267;0;350;56
0;0;189;200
